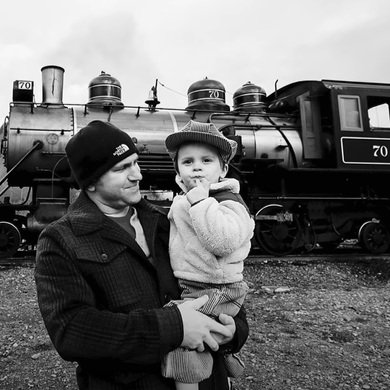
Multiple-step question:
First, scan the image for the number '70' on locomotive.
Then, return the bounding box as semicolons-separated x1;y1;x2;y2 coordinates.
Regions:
1;65;390;257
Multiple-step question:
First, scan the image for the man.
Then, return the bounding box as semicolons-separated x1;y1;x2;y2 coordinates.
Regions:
34;120;248;390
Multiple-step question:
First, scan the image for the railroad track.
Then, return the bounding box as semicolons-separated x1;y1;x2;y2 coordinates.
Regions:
247;250;390;265
0;251;36;267
1;247;390;268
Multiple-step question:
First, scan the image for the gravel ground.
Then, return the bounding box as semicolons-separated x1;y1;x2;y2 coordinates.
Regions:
1;256;390;390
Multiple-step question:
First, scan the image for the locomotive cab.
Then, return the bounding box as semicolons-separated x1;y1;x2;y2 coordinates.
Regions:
326;80;390;169
252;80;390;255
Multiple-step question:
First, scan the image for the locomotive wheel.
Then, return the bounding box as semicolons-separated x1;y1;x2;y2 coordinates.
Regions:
358;221;390;254
0;221;21;258
255;204;302;256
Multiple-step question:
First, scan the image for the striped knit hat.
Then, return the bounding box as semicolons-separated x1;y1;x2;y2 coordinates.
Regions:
165;120;237;164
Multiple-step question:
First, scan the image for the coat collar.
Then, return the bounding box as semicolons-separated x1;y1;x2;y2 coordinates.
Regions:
68;192;166;261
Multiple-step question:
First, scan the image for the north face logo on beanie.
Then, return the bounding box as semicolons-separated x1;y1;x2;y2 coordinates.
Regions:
113;144;130;156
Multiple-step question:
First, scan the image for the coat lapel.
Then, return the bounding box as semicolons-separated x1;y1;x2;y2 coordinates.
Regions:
100;217;149;261
69;192;150;262
137;202;160;263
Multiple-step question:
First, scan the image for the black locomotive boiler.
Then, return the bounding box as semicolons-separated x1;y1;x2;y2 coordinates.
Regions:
1;65;390;257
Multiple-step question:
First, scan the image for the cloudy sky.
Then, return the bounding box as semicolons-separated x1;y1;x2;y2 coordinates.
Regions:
1;0;390;119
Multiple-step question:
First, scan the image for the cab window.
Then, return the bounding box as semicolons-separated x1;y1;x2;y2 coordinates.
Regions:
338;95;363;131
367;96;390;130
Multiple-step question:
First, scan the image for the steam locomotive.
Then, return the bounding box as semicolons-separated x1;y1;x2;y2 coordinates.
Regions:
2;65;390;258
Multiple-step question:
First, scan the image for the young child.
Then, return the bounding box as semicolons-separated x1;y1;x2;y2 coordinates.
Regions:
162;120;255;390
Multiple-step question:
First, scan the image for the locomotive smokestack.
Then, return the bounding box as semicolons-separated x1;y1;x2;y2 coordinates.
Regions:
41;65;64;106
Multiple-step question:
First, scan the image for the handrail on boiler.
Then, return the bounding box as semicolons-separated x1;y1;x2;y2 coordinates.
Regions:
0;140;43;188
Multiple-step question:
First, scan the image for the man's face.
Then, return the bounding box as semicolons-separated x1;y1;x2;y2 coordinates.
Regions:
176;143;227;191
90;153;143;210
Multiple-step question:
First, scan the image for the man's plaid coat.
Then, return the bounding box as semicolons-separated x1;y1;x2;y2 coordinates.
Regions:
34;192;248;390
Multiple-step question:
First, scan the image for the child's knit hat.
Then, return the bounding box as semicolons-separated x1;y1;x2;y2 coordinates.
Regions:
165;120;237;163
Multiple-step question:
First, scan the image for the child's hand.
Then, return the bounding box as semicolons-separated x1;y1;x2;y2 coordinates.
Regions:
186;178;209;205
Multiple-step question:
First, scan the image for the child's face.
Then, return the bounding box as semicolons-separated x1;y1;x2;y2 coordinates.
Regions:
176;143;228;190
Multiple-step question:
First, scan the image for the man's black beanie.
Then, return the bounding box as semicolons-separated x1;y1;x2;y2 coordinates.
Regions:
65;120;138;189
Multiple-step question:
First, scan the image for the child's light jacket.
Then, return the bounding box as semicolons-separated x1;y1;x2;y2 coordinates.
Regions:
168;178;255;284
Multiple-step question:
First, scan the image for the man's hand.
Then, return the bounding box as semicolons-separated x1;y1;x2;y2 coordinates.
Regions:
186;178;209;205
211;313;236;345
177;295;232;352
